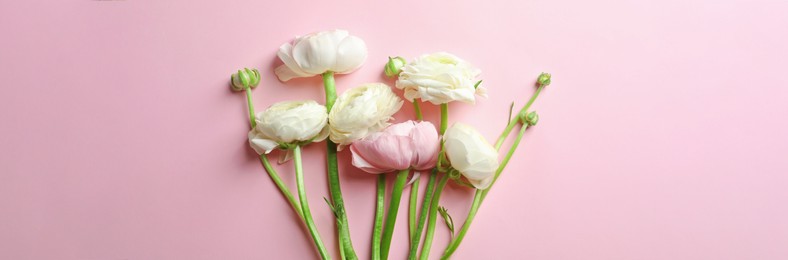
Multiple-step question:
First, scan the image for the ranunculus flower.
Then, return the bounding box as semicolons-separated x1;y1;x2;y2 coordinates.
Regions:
350;121;440;173
443;123;500;189
395;52;487;105
248;100;329;155
328;83;403;147
274;29;368;81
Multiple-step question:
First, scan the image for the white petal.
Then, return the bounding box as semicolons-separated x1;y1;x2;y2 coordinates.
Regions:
332;35;367;73
248;130;279;155
475;85;488;98
292;33;337;75
275;43;312;81
468;175;494;190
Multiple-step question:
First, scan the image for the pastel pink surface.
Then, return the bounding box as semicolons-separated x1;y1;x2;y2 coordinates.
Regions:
1;0;788;259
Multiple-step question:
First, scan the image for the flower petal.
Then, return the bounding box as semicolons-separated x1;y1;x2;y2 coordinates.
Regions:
275;43;313;81
292;32;337;75
248;130;279;155
333;35;367;73
410;121;440;170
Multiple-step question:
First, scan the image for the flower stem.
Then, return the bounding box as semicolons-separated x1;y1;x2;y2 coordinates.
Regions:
442;124;529;259
380;169;410;260
408;169;436;260
372;174;386;260
419;175;449;260
409;177;420;239
494;85;544;150
439;103;449;134
260;155;304;220
441;81;547;258
322;72;358;259
245;87;256;128
413;101;423;121
294;146;331;260
483;124;529;200
244;87;304;221
440;193;481;260
323;72;338;110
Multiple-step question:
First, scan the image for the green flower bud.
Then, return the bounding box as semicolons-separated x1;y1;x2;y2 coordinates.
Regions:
230;68;261;91
384;56;407;77
524;111;539;126
537;72;551;86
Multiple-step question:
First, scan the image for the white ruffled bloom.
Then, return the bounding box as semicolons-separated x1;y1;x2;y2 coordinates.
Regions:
443;123;500;190
395;52;487;105
248;100;329;154
328;83;403;147
274;29;368;81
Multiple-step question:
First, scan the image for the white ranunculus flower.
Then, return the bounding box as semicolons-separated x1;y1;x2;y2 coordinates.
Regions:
443;123;500;190
274;29;368;82
328;83;403;147
248;100;329;154
395;52;487;105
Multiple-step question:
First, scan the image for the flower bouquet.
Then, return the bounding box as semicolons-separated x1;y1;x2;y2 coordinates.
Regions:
230;29;553;260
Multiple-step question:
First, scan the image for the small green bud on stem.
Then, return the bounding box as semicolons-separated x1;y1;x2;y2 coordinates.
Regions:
384;56;407;77
230;68;261;91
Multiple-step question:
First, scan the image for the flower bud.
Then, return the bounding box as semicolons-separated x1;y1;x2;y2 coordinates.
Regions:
384;56;406;77
524;111;539;126
537;72;551;86
231;68;261;91
443;123;499;190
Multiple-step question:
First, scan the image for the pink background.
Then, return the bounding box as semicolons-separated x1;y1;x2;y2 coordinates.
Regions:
2;0;788;259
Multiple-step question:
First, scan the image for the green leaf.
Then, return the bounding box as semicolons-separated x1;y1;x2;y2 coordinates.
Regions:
507;101;514;127
438;206;455;238
324;197;339;218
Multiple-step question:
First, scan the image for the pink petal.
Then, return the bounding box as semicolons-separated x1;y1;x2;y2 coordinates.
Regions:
350;134;414;172
384;120;416;137
410;121;440;170
350;144;389;174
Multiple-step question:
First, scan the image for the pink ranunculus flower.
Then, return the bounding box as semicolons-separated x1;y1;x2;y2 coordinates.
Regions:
350;120;440;174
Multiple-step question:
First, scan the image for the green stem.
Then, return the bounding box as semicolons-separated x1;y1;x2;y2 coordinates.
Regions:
322;72;358;260
483;124;529;200
419;175;449;260
442;124;529;259
440;193;481;260
245;87;304;221
260;155;304;220
409;177;420;239
439;103;449;134
245;87;256;128
323;72;338;110
413;101;423;121
408;169;436;260
494;85;544;150
294;146;330;260
380;170;410;260
372;175;386;260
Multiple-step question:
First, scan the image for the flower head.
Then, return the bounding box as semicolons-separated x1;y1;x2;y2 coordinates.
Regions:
443;123;500;189
350;121;440;173
537;72;551;86
395;52;486;104
230;68;260;91
274;29;368;81
248;100;329;154
328;83;403;147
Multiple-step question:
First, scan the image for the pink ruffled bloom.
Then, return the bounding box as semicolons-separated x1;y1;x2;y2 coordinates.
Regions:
350;121;440;174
